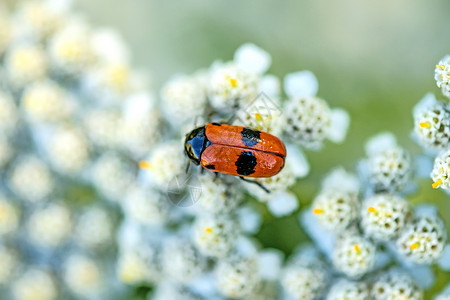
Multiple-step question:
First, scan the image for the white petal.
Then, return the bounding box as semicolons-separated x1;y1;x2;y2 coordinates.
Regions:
283;71;318;98
413;93;438;117
235;236;258;256
438;244;450;271
409;265;435;290
299;209;335;258
365;132;397;156
91;28;131;63
234;43;271;74
45;0;73;12
237;206;262;234
267;191;298;217
322;167;359;193
285;144;310;178
258;249;284;281
327;108;350;143
259;74;280;98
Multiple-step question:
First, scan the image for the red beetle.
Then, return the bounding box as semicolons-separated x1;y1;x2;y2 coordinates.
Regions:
184;122;286;192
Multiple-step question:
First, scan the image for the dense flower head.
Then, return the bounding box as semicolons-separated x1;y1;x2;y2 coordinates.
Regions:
431;148;450;190
63;253;103;298
413;94;450;149
371;270;423;300
360;193;411;241
12;268;58;300
326;279;370;300
435;55;450;99
332;233;376;278
396;215;447;264
0;245;19;284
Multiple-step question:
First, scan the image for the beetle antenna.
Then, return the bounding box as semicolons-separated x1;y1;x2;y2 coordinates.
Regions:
239;177;270;194
185;160;191;174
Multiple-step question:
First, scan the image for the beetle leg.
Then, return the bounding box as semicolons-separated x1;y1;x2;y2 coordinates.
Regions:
239;177;270;194
185;160;191;174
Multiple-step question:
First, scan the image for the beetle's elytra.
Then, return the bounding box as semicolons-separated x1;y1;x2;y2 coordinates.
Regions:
184;123;286;178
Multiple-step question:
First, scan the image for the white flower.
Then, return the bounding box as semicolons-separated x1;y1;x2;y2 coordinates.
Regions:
63;254;103;297
160;74;207;126
47;126;89;174
12;268;58;300
91;27;130;63
431;148;450;190
234;43;271;75
21;80;75;123
5;43;48;88
216;254;261;299
326;279;369;300
281;254;328;300
396;215;447;264
208;61;259;112
48;19;94;75
371;270;423;300
413;94;450;149
284;70;319;98
75;207;114;250
119;92;160;157
8;155;54;202
332;234;376;278
162;238;206;284
193;214;239;258
435;55;450;98
116;244;162;285
283;96;331;150
152;281;201;300
122;184;170;226
91;152;135;202
360;194;411;241
312;188;359;233
366;144;411;192
0;194;20;236
267;191;299;217
140;142;184;188
83;109;121;149
27;203;72;248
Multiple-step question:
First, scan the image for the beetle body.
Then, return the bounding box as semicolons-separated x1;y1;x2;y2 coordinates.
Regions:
184;122;286;178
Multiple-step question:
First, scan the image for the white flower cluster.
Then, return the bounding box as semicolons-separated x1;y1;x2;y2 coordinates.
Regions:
435;55;450;99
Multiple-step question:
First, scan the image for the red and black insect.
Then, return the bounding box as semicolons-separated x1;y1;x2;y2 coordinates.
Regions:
184;122;286;192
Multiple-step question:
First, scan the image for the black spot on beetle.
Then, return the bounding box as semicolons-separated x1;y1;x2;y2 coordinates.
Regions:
205;164;215;170
211;122;222;126
235;151;257;176
241;128;261;147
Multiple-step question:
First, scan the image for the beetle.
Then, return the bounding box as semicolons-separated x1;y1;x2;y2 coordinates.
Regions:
184;122;286;192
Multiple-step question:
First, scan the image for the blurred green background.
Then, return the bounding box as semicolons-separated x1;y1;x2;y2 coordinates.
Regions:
78;0;450;295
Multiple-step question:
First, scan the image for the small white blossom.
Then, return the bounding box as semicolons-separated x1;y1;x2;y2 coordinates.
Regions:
21;80;74;123
371;270;423;300
91;152;135;202
435;55;450;98
332;234;376;278
413;94;450;149
27;203;72;249
47;126;90;174
152;281;201;300
326;279;369;300
283;96;331;150
193;214;239;258
208;62;259;112
8;155;54;202
216;254;261;299
117;244;162;285
123;184;170;226
75;207;114;250
48;19;94;75
360;194;411;241
160;75;207;126
5;43;48;88
63;253;103;298
194;175;241;214
431;148;450;190
12;268;58;300
234;43;271;75
396;215;447;264
83;109;121;149
284;70;319;98
162;238;206;284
